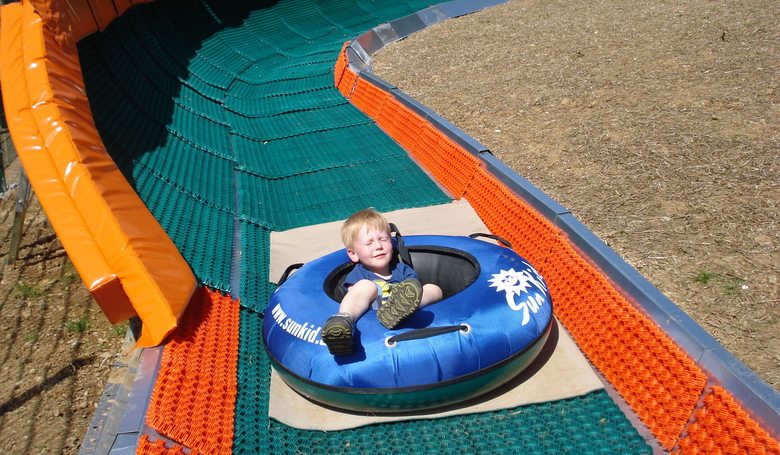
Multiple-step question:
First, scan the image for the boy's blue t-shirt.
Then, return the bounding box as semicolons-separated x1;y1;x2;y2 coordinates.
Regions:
344;262;418;304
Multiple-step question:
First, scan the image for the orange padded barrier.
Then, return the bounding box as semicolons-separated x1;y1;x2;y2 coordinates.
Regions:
113;0;135;17
341;62;715;450
144;288;239;455
0;1;196;347
25;0;98;50
26;0;153;50
675;386;780;455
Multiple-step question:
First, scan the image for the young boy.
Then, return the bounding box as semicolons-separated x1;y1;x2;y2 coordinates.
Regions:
321;209;443;356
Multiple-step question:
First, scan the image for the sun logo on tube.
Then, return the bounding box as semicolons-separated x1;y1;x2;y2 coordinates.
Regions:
488;268;546;325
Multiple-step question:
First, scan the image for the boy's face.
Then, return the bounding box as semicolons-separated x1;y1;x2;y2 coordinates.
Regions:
346;224;393;276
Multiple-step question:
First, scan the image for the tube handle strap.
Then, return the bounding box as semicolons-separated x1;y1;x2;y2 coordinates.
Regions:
277;263;304;286
468;233;513;250
389;222;413;268
387;325;469;344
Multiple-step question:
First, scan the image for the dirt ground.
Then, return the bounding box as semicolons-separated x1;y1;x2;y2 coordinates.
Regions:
0;161;128;454
0;0;778;453
373;0;780;392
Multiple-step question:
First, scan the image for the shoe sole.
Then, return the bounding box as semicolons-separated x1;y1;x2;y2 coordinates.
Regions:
378;279;422;329
322;319;353;356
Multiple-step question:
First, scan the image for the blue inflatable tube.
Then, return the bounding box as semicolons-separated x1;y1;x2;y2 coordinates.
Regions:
263;235;554;412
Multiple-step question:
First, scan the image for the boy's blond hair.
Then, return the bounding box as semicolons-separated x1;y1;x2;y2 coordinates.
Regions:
341;209;391;248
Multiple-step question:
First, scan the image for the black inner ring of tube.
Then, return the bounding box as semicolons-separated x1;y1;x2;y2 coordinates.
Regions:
323;245;481;303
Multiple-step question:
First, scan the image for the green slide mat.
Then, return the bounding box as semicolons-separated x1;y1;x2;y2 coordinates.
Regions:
75;0;656;450
77;0;450;308
236;308;654;454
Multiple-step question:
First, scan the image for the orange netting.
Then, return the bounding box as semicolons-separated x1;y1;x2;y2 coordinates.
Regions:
674;386;780;455
351;77;391;122
465;166;707;449
136;435;189;455
335;43;359;99
334;42;351;93
342;63;715;450
142;288;240;455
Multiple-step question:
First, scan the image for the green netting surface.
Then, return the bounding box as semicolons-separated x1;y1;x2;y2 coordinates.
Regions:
234;65;336;96
227;103;375;142
225;86;344;117
125;10;228;98
274;1;355;40
236;308;654;455
239;222;274;312
127;153;235;292
233;123;409;178
151;1;242;88
313;3;380;32
237;158;449;232
85;28;224;122
81;84;232;216
78;0;450;303
214;28;281;63
227;74;338;107
79;41;234;160
224;87;328;117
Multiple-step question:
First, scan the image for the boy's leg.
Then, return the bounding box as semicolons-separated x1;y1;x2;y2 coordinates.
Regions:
420;283;443;308
322;280;376;356
378;279;422;329
338;280;378;319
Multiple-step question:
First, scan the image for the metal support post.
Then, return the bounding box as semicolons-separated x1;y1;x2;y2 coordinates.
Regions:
0;148;5;193
5;169;32;269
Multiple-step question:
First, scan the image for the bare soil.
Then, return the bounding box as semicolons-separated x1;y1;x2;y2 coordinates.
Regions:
0;0;778;453
373;0;780;392
1;161;128;455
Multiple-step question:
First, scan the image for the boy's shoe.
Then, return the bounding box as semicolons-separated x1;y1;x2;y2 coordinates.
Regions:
378;279;422;329
322;313;355;356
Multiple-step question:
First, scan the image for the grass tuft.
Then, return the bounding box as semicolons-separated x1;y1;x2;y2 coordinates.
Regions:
112;322;129;337
13;282;46;299
694;270;714;285
67;317;90;333
723;276;746;295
